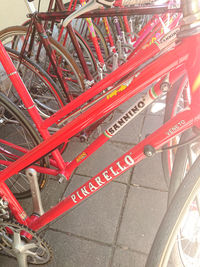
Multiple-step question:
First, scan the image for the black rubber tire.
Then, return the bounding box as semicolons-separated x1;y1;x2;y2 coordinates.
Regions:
0;92;48;199
72;29;97;74
146;152;200;267
53;25;97;75
5;47;65;117
0;25;85;100
167;130;195;204
161;75;189;186
167;129;200;267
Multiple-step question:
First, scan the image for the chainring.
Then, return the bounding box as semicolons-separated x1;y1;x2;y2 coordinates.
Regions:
0;220;52;265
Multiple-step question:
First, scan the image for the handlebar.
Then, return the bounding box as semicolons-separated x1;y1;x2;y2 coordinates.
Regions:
24;0;37;13
62;0;169;27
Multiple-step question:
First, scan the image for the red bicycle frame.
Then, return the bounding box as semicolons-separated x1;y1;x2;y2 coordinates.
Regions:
0;25;200;233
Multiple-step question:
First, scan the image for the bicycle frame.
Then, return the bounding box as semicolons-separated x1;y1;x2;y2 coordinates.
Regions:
0;13;200;233
49;0;107;79
53;0;96;81
129;13;181;56
29;0;181;78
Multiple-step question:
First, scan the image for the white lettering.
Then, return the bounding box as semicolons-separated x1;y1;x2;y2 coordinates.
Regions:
116;161;127;171
95;176;105;186
110;167;119;176
89;182;97;192
71;194;77;203
124;155;135;165
102;171;112;181
81;186;90;196
167;120;186;136
76;191;83;200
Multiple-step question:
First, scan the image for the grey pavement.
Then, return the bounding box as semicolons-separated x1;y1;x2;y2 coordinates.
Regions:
0;94;169;267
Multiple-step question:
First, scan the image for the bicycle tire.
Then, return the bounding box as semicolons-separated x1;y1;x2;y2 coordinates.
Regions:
23;18;97;79
0;92;48;199
5;47;65;118
2;47;68;154
167;129;200;267
52;25;97;76
0;26;85;100
146;146;200;267
73;29;97;74
162;75;190;186
81;21;109;61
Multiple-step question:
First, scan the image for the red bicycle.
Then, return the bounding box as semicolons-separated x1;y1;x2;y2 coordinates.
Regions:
0;0;200;266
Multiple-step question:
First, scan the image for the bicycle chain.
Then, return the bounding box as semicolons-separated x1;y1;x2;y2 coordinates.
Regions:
0;220;53;265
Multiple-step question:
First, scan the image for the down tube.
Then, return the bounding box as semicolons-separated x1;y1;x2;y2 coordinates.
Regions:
29;109;193;231
0;39;189;183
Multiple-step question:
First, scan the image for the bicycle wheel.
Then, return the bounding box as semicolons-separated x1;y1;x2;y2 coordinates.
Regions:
0;92;48;199
52;24;97;77
4;47;65;121
0;26;85;100
162;75;190;186
146;144;200;267
78;21;109;61
167;130;200;267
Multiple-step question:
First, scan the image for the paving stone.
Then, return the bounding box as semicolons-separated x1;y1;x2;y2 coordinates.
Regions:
0;86;170;267
61;134;133;184
62;139;88;163
50;175;126;244
19;178;67;216
140;114;164;141
118;90;147;115
117;186;167;254
75;142;133;184
110;112;145;144
41;230;112;267
147;95;166;116
112;248;147;267
0;255;17;267
132;153;168;191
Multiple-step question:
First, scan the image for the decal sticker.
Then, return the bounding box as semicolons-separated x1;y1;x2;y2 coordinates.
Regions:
142;28;164;50
192;72;200;92
167;120;185;136
40;179;46;189
156;27;180;50
149;86;158;100
104;84;161;139
107;78;133;100
20;211;27;221
71;155;135;203
76;152;87;163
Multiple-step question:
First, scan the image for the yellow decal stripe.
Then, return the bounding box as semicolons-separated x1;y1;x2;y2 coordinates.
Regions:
192;72;200;92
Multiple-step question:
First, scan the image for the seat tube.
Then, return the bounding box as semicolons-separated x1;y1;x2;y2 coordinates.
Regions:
0;40;66;173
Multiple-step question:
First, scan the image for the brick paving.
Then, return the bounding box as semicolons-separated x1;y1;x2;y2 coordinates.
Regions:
0;94;169;267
